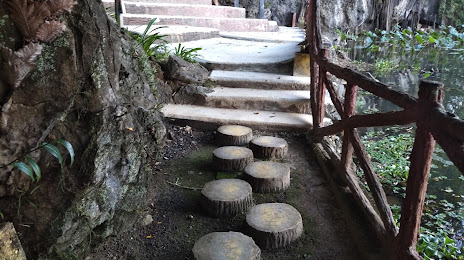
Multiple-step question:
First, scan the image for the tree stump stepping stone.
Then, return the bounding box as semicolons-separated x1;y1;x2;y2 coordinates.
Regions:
200;179;253;218
216;125;253;146
249;136;288;159
244;161;290;193
213;146;253;172
192;231;261;260
244;203;303;249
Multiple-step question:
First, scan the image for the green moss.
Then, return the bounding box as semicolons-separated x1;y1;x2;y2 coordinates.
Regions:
36;44;56;72
167;145;216;189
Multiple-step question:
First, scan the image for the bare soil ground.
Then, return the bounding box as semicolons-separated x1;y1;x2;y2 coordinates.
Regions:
86;124;359;260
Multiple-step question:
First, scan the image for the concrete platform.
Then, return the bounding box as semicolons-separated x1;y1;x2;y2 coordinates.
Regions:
124;2;245;18
127;0;212;4
168;38;298;74
204;87;310;113
121;14;278;32
220;27;305;43
161;104;331;132
210;70;310;90
126;25;219;43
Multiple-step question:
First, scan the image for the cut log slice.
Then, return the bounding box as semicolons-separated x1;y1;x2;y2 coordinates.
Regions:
201;179;253;218
192;231;261;260
216;125;253;146
244;203;303;249
213;146;254;172
249;136;288;159
244;161;290;193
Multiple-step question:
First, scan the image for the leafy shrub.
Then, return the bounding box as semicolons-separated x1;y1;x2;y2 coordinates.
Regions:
174;43;201;63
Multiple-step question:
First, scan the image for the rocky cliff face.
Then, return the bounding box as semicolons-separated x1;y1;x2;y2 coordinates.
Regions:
0;0;165;258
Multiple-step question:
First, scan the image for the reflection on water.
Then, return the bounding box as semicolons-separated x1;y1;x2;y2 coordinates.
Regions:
347;43;464;241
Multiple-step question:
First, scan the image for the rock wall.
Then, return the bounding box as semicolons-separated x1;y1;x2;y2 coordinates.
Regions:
0;0;165;258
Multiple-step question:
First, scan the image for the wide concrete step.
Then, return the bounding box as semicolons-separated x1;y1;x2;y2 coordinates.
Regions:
210;70;310;90
124;2;245;18
126;25;219;43
122;14;278;32
161;104;330;132
127;0;212;4
171;38;297;74
204;87;310;113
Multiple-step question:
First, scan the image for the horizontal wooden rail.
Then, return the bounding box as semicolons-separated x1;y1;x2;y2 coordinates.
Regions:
314;56;418;109
314;110;416;137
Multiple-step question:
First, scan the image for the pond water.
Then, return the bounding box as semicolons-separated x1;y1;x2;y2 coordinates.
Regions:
346;42;464;246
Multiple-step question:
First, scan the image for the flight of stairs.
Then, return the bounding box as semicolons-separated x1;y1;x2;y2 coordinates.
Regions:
102;0;329;132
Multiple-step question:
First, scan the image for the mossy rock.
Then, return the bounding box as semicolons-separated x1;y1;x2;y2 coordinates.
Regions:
249;136;288;159
244;203;303;249
216;125;253;146
200;179;253;218
192;231;261;260
213;146;253;172
244;161;290;193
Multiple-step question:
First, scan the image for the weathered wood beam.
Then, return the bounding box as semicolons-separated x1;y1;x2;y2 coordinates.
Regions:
313;56;418;109
320;138;387;240
314;110;416;137
395;81;442;259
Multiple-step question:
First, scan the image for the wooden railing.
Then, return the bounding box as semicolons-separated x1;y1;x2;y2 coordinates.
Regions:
305;0;464;258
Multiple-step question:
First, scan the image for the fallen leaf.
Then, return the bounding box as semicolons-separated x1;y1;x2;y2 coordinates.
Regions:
146;235;153;239
254;112;259;115
127;127;134;131
157;221;162;224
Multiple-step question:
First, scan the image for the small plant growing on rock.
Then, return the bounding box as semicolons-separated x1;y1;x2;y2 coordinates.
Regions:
174;43;201;63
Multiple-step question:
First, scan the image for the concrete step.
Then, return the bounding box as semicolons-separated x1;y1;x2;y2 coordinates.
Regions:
210;70;310;90
124;2;245;18
220;27;305;43
171;38;297;74
204;87;310;113
127;0;212;4
126;25;219;43
161;104;331;132
121;14;278;32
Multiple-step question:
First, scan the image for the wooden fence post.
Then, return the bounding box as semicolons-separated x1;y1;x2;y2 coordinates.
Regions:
341;84;357;169
395;80;444;259
308;0;320;128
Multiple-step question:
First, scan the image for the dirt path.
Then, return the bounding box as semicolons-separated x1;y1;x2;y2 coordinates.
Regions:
87;124;358;260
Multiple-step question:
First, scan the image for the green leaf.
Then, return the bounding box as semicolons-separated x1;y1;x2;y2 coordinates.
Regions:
415;34;424;44
25;156;41;181
428;36;436;44
55;139;75;167
14;162;34;181
42;143;63;168
424;72;431;78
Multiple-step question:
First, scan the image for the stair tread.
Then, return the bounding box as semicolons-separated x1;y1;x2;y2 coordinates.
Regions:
161;104;331;130
210;70;310;85
206;87;310;102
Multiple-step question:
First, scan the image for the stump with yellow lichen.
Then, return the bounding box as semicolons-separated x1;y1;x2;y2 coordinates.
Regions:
244;203;303;249
213;146;253;172
216;125;253;146
200;179;253;218
244;161;290;193
249;136;288;159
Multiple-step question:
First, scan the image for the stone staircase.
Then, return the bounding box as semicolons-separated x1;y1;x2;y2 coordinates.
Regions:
103;0;330;132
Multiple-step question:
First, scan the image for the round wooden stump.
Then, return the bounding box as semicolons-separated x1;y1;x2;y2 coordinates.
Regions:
249;136;288;159
244;203;303;249
213;146;254;172
192;231;261;260
244;161;290;193
200;179;253;218
216;125;253;146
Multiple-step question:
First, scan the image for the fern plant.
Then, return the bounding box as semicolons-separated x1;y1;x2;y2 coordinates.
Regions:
0;0;77;133
174;43;201;63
